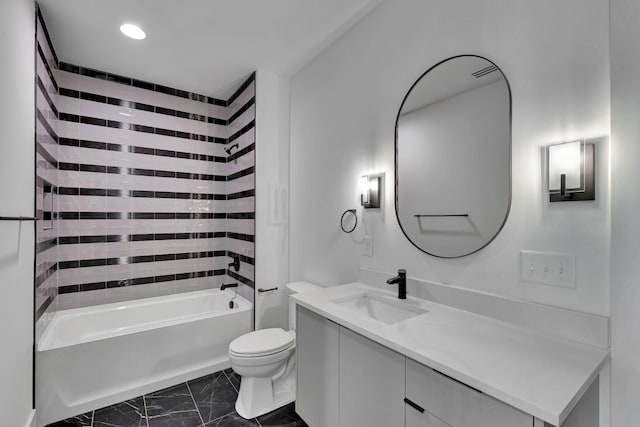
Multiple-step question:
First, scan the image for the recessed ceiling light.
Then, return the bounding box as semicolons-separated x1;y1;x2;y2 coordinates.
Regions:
120;23;146;40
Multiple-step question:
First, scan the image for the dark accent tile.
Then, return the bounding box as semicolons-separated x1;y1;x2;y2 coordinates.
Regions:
79;258;107;268
176;272;194;280
47;411;92;426
156;106;176;116
154;253;175;262
59;87;80;98
58;236;79;245
131;146;155;155
227;167;255;182
59;62;80;74
228;97;256;124
203;412;259;427
257;403;308;427
223;368;240;392
155;149;176;158
155;274;176;283
131;255;154;264
106;73;132;85
188;371;237;423
145;383;201;427
175;89;190;99
79;282;106;292
93;396;146;427
155;128;176;137
154;85;176;96
132;79;155;91
58;260;79;269
131;233;155;241
130;276;154;286
80;67;107;80
80;116;107;126
228;120;255;143
80;92;107;103
107;279;131;288
58;285;79;294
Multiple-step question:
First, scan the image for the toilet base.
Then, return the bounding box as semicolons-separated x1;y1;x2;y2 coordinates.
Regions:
235;370;296;419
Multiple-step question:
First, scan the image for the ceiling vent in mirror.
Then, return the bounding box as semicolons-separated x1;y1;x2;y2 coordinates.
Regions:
471;65;498;78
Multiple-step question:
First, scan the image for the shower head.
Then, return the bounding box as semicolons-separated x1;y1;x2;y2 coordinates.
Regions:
225;143;239;155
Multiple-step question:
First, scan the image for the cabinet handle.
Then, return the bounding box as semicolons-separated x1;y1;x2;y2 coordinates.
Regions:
404;397;425;413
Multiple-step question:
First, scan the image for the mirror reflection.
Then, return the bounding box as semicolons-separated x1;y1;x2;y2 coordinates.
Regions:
395;55;511;258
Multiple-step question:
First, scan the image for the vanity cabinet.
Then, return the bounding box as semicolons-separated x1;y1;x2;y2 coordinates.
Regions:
339;327;405;426
296;305;531;427
405;359;531;427
296;306;340;427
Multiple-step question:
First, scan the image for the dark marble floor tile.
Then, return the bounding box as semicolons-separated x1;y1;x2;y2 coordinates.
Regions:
145;383;202;427
188;371;238;423
203;411;260;426
257;403;308;427
47;411;93;426
223;368;241;392
93;396;146;427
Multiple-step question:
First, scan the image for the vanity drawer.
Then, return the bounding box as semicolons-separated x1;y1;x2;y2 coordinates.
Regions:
405;359;532;427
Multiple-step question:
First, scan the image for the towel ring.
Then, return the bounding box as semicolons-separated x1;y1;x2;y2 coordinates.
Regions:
340;209;357;233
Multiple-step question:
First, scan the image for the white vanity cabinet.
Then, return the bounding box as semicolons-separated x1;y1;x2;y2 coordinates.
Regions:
296;305;532;427
404;359;531;427
296;306;340;427
339;327;405;426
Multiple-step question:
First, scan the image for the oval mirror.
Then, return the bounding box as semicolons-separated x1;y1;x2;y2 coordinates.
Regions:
395;55;511;258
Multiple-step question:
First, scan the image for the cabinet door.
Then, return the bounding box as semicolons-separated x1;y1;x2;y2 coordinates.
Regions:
296;306;340;427
406;359;532;427
339;327;405;427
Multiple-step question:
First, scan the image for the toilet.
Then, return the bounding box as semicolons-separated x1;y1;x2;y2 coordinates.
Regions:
229;281;321;419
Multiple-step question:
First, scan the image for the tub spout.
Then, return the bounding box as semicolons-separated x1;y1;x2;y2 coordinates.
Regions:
221;283;238;291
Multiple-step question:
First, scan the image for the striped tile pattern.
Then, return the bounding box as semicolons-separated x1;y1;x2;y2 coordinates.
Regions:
34;10;256;338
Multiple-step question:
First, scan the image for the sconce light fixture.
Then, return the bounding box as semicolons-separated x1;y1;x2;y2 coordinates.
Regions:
545;139;595;202
360;174;381;208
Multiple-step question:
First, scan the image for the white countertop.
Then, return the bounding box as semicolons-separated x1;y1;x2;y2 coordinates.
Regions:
291;282;609;426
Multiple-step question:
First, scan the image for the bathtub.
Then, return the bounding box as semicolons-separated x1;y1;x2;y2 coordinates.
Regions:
36;288;253;426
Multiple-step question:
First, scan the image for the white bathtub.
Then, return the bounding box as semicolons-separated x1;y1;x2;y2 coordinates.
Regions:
36;288;253;426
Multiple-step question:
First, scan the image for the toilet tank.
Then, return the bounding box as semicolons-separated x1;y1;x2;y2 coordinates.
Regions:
286;281;321;330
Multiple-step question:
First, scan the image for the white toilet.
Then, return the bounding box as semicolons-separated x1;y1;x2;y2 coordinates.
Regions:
229;281;320;419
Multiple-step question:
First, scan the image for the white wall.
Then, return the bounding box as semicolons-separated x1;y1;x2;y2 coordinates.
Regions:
255;69;291;329
289;0;610;316
610;0;640;425
0;0;36;426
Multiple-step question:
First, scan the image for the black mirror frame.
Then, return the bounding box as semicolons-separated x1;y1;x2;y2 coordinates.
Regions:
394;54;513;258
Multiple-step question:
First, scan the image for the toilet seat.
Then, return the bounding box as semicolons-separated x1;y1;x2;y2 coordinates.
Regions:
229;328;294;358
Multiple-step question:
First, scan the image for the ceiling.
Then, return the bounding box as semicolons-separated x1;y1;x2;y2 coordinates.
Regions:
38;0;382;99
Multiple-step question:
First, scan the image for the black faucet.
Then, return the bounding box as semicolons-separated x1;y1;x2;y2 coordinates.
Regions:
386;269;407;299
228;255;240;272
221;283;238;291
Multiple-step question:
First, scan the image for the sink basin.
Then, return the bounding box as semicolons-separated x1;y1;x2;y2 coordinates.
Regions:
332;292;427;324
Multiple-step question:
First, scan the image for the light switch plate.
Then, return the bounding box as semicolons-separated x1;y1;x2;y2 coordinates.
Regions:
521;250;575;288
363;236;373;257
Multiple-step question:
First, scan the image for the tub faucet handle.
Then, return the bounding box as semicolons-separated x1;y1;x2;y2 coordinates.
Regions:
228;254;240;272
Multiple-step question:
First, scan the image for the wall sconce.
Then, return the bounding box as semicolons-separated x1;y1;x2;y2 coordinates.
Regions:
545;139;595;202
360;174;381;208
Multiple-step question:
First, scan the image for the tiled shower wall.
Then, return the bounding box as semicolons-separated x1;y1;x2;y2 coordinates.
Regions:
34;9;256;340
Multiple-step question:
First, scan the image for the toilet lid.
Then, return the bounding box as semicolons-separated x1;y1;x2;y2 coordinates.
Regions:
229;328;295;357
